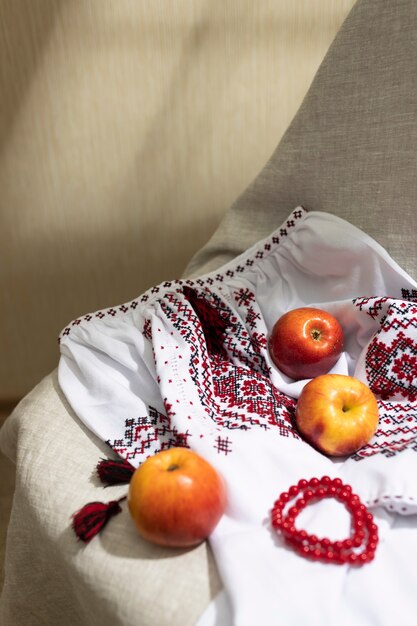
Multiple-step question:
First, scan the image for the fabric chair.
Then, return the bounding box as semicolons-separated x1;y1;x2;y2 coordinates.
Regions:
1;1;417;624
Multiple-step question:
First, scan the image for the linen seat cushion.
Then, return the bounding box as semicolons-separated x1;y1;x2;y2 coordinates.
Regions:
2;1;417;624
0;371;222;626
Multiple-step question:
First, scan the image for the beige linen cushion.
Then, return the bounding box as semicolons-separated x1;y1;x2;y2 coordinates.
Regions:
0;371;221;626
2;1;417;625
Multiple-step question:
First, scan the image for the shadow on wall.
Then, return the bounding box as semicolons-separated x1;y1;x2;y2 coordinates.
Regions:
0;0;357;400
0;0;65;159
0;0;225;399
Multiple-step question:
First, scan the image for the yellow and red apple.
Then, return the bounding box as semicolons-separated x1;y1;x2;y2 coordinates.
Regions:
295;374;379;456
269;307;344;380
128;447;227;547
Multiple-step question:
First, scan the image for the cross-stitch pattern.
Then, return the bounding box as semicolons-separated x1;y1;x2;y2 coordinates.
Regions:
58;209;417;506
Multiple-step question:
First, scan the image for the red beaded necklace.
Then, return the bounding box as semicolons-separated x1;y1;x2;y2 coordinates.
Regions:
271;476;378;565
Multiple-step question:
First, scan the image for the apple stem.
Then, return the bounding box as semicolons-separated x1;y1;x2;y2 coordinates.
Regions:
167;464;180;472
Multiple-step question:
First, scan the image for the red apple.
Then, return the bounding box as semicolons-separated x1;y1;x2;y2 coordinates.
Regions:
269;307;344;380
128;447;227;547
296;374;379;456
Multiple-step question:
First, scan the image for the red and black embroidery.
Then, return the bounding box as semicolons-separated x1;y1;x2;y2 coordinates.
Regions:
363;300;417;402
349;295;417;461
142;318;152;341
184;286;269;376
352;401;417;460
212;360;298;437
214;435;233;455
366;332;417;401
105;406;191;463
162;286;299;444
353;296;391;320
161;291;218;422
231;286;269;370
402;288;417;302
182;286;230;358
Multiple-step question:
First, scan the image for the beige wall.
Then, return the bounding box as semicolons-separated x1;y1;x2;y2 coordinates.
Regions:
0;0;356;399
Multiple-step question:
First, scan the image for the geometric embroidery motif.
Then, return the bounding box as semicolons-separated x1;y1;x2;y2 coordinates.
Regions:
212;359;298;438
353;295;391;320
214;435;233;455
351;296;417;461
352;400;417;460
366;332;417;401
402;288;417;302
364;300;417;402
150;283;300;459
176;286;299;446
105;406;190;463
60;206;309;463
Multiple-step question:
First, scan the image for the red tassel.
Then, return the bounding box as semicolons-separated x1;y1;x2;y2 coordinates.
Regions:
72;496;127;543
96;457;135;486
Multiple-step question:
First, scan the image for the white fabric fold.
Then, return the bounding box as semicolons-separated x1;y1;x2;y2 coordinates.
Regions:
58;208;417;625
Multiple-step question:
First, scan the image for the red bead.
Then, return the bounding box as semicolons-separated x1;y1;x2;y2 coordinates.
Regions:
334;554;347;565
347;553;358;564
312;548;322;560
321;476;331;485
297;479;308;489
272;513;282;526
288;485;299;497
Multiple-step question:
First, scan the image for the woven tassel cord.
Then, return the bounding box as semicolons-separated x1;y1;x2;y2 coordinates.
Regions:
72;497;127;543
96;457;135;486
